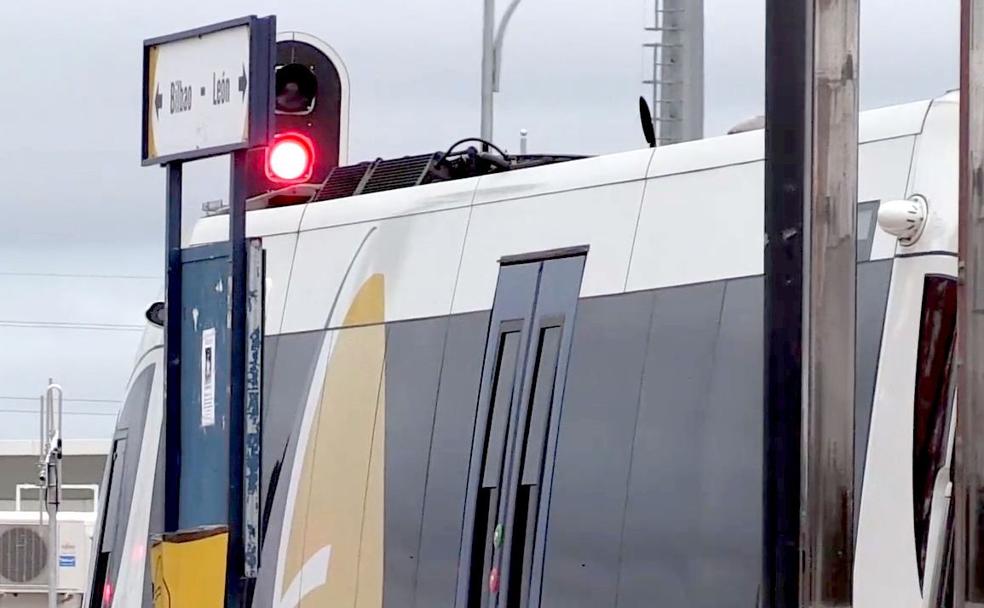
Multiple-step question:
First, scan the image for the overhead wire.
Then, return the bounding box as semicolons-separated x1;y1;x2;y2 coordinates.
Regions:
0;395;122;417
0;271;159;280
0;320;144;332
0;396;120;404
0;271;151;419
0;409;119;417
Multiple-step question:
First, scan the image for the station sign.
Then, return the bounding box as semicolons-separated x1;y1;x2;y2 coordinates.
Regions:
142;16;275;165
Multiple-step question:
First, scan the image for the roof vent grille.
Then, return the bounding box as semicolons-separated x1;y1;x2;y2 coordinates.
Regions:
358;153;440;195
313;161;376;202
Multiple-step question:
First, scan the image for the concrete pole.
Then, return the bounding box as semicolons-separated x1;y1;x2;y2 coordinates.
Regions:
763;0;859;604
684;0;704;142
666;0;704;142
802;0;860;604
649;0;704;145
956;1;984;605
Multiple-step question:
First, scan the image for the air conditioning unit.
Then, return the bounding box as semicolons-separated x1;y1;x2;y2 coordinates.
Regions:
0;521;89;594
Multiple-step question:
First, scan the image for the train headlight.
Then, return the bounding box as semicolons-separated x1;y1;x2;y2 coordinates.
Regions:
877;195;928;246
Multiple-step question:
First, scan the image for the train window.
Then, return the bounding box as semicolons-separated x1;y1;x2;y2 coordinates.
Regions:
101;439;127;551
520;327;562;485
508;325;563;608
857;200;879;261
90;437;126;608
912;275;958;586
470;330;522;607
482;332;522;489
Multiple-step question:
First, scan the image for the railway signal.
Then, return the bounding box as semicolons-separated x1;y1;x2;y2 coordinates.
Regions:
142;15;276;608
247;33;350;203
266;132;315;183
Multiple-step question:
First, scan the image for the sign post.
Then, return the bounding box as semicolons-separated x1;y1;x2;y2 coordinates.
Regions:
142;15;274;607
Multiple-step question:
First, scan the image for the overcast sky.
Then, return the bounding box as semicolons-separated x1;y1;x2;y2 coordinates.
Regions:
0;0;960;440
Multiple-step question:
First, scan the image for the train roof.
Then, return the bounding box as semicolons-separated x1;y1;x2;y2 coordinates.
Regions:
178;92;960;334
190;96;938;245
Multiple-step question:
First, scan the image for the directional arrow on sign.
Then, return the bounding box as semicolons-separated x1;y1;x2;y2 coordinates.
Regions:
239;64;248;101
142;20;266;164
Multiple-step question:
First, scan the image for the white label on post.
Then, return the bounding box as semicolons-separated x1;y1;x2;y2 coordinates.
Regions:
201;327;216;427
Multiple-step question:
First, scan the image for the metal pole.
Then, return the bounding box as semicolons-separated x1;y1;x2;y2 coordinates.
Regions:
764;0;859;605
38;396;43;527
520;128;528;154
46;387;56;608
492;0;523;94
226;148;249;607
48;465;57;608
481;0;495;144
956;0;984;605
763;0;812;602
481;0;524;147
164;161;183;533
42;382;63;608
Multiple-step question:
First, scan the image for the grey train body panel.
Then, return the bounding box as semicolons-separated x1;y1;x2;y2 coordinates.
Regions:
413;311;492;608
383;316;451;607
110;259;892;607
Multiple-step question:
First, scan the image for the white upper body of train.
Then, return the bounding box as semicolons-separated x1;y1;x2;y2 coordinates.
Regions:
96;90;958;608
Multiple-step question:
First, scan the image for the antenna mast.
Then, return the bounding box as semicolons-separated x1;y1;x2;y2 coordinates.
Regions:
40;380;63;608
644;0;705;146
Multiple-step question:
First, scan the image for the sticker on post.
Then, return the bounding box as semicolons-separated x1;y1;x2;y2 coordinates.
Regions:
201;328;216;427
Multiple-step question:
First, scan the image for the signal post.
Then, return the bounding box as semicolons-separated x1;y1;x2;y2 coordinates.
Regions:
142;16;275;607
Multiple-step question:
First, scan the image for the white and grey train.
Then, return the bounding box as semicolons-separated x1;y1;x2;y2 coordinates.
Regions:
88;89;960;607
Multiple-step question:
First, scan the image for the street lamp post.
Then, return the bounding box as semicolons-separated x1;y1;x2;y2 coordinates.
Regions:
480;0;524;145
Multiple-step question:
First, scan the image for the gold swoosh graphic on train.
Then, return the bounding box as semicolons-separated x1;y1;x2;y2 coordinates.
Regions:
280;273;385;607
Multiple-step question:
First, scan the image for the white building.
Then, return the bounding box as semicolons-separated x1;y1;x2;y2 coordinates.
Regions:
0;440;107;607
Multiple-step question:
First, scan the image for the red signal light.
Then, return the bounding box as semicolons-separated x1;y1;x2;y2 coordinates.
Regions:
266;132;315;183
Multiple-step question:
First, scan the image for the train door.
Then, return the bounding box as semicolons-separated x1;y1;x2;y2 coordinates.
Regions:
457;248;585;608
